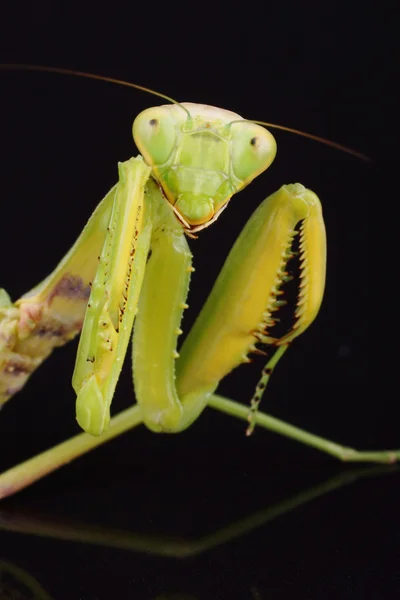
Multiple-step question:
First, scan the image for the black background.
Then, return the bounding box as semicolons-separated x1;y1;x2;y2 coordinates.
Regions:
0;2;396;599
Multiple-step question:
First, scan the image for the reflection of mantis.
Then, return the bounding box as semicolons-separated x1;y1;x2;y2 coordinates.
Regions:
0;467;397;599
0;65;394;500
0;466;394;557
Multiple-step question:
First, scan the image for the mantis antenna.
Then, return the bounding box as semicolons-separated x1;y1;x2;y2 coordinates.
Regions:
1;64;370;161
251;120;370;162
0;63;192;120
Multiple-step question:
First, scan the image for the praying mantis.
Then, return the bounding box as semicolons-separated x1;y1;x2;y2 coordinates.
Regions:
0;65;393;500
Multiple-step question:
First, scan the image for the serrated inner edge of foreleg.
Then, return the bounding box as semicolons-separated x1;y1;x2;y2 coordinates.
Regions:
118;204;142;325
249;227;299;351
294;220;310;326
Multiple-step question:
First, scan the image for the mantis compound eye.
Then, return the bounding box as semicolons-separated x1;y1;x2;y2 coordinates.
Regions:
133;107;177;166
231;122;277;184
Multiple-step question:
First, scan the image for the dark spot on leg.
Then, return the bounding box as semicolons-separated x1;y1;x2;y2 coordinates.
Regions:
36;325;65;338
4;361;31;376
49;274;91;305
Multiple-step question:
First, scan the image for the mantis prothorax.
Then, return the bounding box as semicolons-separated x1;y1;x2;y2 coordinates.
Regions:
0;65;390;501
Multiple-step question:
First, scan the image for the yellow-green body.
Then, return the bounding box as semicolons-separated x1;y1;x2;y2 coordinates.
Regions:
0;102;324;437
0;94;396;500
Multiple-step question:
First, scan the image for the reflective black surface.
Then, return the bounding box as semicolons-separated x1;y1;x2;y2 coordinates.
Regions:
0;455;399;599
0;2;394;598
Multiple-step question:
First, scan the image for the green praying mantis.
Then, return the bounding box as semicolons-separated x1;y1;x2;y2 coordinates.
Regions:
0;65;393;500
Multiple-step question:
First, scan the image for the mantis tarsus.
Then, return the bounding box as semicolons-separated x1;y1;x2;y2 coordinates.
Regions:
0;65;390;501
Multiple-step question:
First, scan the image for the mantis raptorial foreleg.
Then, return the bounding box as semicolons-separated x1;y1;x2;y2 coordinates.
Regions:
73;157;212;436
73;156;153;435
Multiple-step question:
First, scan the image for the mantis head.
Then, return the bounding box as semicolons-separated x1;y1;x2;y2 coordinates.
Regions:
132;103;277;233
